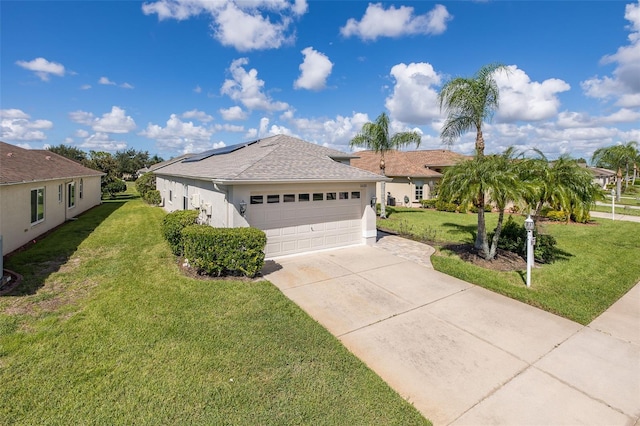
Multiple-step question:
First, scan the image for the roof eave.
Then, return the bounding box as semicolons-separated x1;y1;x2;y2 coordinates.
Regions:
212;177;392;185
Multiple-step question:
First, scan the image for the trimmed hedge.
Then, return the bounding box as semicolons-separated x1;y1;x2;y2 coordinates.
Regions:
182;225;266;278
435;200;458;212
162;210;199;255
420;199;437;209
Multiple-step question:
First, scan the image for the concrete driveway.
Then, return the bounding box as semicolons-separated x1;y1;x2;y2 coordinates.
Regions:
262;236;640;425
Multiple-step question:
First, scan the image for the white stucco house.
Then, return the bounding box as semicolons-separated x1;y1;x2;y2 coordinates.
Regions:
0;141;104;256
154;135;387;258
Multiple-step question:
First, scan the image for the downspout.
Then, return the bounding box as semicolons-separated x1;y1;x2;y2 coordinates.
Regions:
213;182;229;227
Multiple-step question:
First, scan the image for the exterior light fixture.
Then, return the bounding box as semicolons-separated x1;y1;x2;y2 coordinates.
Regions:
370;196;377;208
524;215;535;288
239;200;247;216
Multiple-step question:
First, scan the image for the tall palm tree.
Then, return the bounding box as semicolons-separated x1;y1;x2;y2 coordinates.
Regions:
438;63;508;252
439;149;522;260
349;112;421;218
438;63;508;157
592;141;639;201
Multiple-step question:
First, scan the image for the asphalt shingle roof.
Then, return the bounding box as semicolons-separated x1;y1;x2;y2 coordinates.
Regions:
0;141;104;185
155;135;385;183
350;149;470;178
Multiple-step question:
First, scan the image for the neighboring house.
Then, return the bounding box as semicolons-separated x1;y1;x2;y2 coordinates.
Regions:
582;164;616;189
350;149;470;206
0;142;104;256
154;135;386;258
136;154;194;178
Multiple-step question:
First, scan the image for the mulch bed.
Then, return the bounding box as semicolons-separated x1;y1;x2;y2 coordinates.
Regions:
440;243;528;272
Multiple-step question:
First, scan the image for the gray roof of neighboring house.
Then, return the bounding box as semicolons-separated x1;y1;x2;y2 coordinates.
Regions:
154;135;387;184
137;153;195;175
0;141;104;185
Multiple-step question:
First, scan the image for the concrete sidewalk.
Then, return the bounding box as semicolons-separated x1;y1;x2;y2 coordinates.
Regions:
263;238;640;425
591;210;640;222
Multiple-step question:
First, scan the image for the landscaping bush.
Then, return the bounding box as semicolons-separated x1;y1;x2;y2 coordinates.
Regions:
545;210;569;222
103;179;127;198
489;215;558;264
469;204;492;213
182;225;266;278
435;200;458;212
135;172;158;204
161;210;199;255
145;189;162;206
420;199;437;209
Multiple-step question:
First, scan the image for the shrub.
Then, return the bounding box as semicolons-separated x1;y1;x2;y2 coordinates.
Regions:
546;210;569;222
435;200;458;212
135;173;156;199
161;210;199;255
182;226;266;278
488;216;558;264
145;190;162;206
469;204;492;213
103;179;127;198
420;199;437;209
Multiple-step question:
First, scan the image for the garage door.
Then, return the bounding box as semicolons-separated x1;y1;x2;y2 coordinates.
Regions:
247;189;364;258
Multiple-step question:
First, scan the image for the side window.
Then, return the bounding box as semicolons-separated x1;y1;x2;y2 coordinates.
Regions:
58;184;63;203
68;182;76;208
30;188;45;224
79;178;84;199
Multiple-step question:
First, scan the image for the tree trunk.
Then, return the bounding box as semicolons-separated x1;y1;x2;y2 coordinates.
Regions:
476;128;485;157
617;167;622;202
380;180;386;219
488;210;505;260
474;193;490;259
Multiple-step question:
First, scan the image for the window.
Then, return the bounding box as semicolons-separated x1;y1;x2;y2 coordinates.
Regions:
250;195;264;204
298;193;310;202
68;182;76;208
283;194;295;203
168;190;173;203
58;184;63;203
339;192;349;200
267;194;280;204
313;193;323;201
30;188;45;224
79;179;84;199
415;185;423;201
351;191;361;199
326;192;336;200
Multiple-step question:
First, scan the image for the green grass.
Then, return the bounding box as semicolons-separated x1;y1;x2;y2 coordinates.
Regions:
592;204;640;216
379;207;640;325
0;194;429;424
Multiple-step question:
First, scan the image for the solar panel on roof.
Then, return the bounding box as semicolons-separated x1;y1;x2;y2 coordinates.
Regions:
183;140;259;163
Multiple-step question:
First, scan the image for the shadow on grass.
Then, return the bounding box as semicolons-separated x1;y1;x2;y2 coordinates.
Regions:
2;199;127;297
442;222;477;243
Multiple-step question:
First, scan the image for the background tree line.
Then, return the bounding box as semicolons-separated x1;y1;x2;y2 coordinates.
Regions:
47;144;164;197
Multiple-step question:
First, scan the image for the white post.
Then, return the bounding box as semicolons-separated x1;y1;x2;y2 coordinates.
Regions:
611;189;615;221
524;215;534;288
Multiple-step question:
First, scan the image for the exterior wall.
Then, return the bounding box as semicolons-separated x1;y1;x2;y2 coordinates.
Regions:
376;177;439;208
155;176;379;252
0;176;102;255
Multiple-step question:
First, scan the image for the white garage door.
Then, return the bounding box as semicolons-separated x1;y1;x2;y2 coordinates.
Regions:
247;189;364;258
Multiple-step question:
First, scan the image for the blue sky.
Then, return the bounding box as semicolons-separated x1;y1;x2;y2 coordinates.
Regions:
2;0;639;161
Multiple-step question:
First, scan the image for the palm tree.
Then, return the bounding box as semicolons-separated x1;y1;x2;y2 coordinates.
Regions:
592;141;639;201
438;63;508;157
349;112;421;218
439;149;523;260
438;63;508;252
522;153;600;223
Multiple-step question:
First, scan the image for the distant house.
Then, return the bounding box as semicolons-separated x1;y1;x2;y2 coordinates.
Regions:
0;142;104;255
350;150;470;206
582;165;616;189
154;135;385;258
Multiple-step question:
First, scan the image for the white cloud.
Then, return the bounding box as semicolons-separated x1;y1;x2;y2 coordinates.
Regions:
79;132;128;151
494;65;570;122
214;123;245;132
221;58;289;111
120;82;135;89
140;114;215;153
93;107;136;133
220;106;248;120
294;47;333;91
74;129;90;138
581;1;640;107
0;109;53;141
69;107;136;133
142;0;305;51
258;117;270;136
99;76;116;85
80;84;92;90
182;109;214;122
194;85;202;93
385;62;442;124
15;57;65;81
340;3;452;41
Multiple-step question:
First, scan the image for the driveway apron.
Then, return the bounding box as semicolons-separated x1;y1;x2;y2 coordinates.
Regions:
262;235;640;425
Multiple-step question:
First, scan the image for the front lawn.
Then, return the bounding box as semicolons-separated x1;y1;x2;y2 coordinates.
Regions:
0;196;428;424
379;207;640;325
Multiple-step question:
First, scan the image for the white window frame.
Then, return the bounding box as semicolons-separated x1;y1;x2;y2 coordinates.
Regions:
68;182;76;209
415;184;423;201
58;184;63;203
31;187;45;225
79;178;84;199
